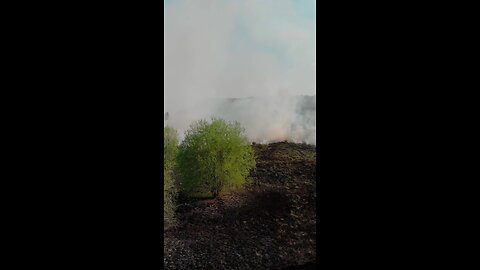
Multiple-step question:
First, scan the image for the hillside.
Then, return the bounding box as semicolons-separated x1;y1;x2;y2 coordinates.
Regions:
164;142;316;269
164;95;316;145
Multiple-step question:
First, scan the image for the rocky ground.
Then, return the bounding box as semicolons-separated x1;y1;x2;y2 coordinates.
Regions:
164;142;316;269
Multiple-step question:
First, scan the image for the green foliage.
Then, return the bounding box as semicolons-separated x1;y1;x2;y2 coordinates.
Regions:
164;126;179;171
164;126;179;223
177;118;256;198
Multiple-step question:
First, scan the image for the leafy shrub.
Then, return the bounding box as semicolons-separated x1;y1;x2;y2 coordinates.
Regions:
164;126;179;223
177;118;256;198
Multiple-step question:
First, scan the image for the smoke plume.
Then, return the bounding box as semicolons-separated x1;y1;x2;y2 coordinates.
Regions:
164;0;316;145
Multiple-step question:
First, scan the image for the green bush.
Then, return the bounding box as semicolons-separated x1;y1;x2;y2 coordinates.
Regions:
164;126;179;223
177;118;256;198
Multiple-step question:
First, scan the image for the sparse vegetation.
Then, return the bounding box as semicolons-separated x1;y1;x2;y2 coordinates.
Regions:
165;141;317;269
163;120;316;269
176;118;256;198
164;126;179;223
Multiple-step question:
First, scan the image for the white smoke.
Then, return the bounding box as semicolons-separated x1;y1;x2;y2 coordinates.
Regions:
164;0;316;145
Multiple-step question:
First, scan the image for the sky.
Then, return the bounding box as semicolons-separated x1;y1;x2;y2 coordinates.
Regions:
164;0;316;144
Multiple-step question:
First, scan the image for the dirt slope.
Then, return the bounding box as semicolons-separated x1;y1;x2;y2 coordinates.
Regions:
164;142;316;269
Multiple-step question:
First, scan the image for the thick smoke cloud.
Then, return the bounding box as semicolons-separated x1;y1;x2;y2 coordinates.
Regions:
164;0;316;145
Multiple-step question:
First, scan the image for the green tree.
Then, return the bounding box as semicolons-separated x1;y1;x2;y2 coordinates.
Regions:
177;118;256;198
164;126;179;223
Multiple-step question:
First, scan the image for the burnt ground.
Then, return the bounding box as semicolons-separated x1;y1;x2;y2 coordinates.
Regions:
164;142;317;270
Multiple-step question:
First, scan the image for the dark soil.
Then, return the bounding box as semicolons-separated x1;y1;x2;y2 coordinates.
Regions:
164;142;316;269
